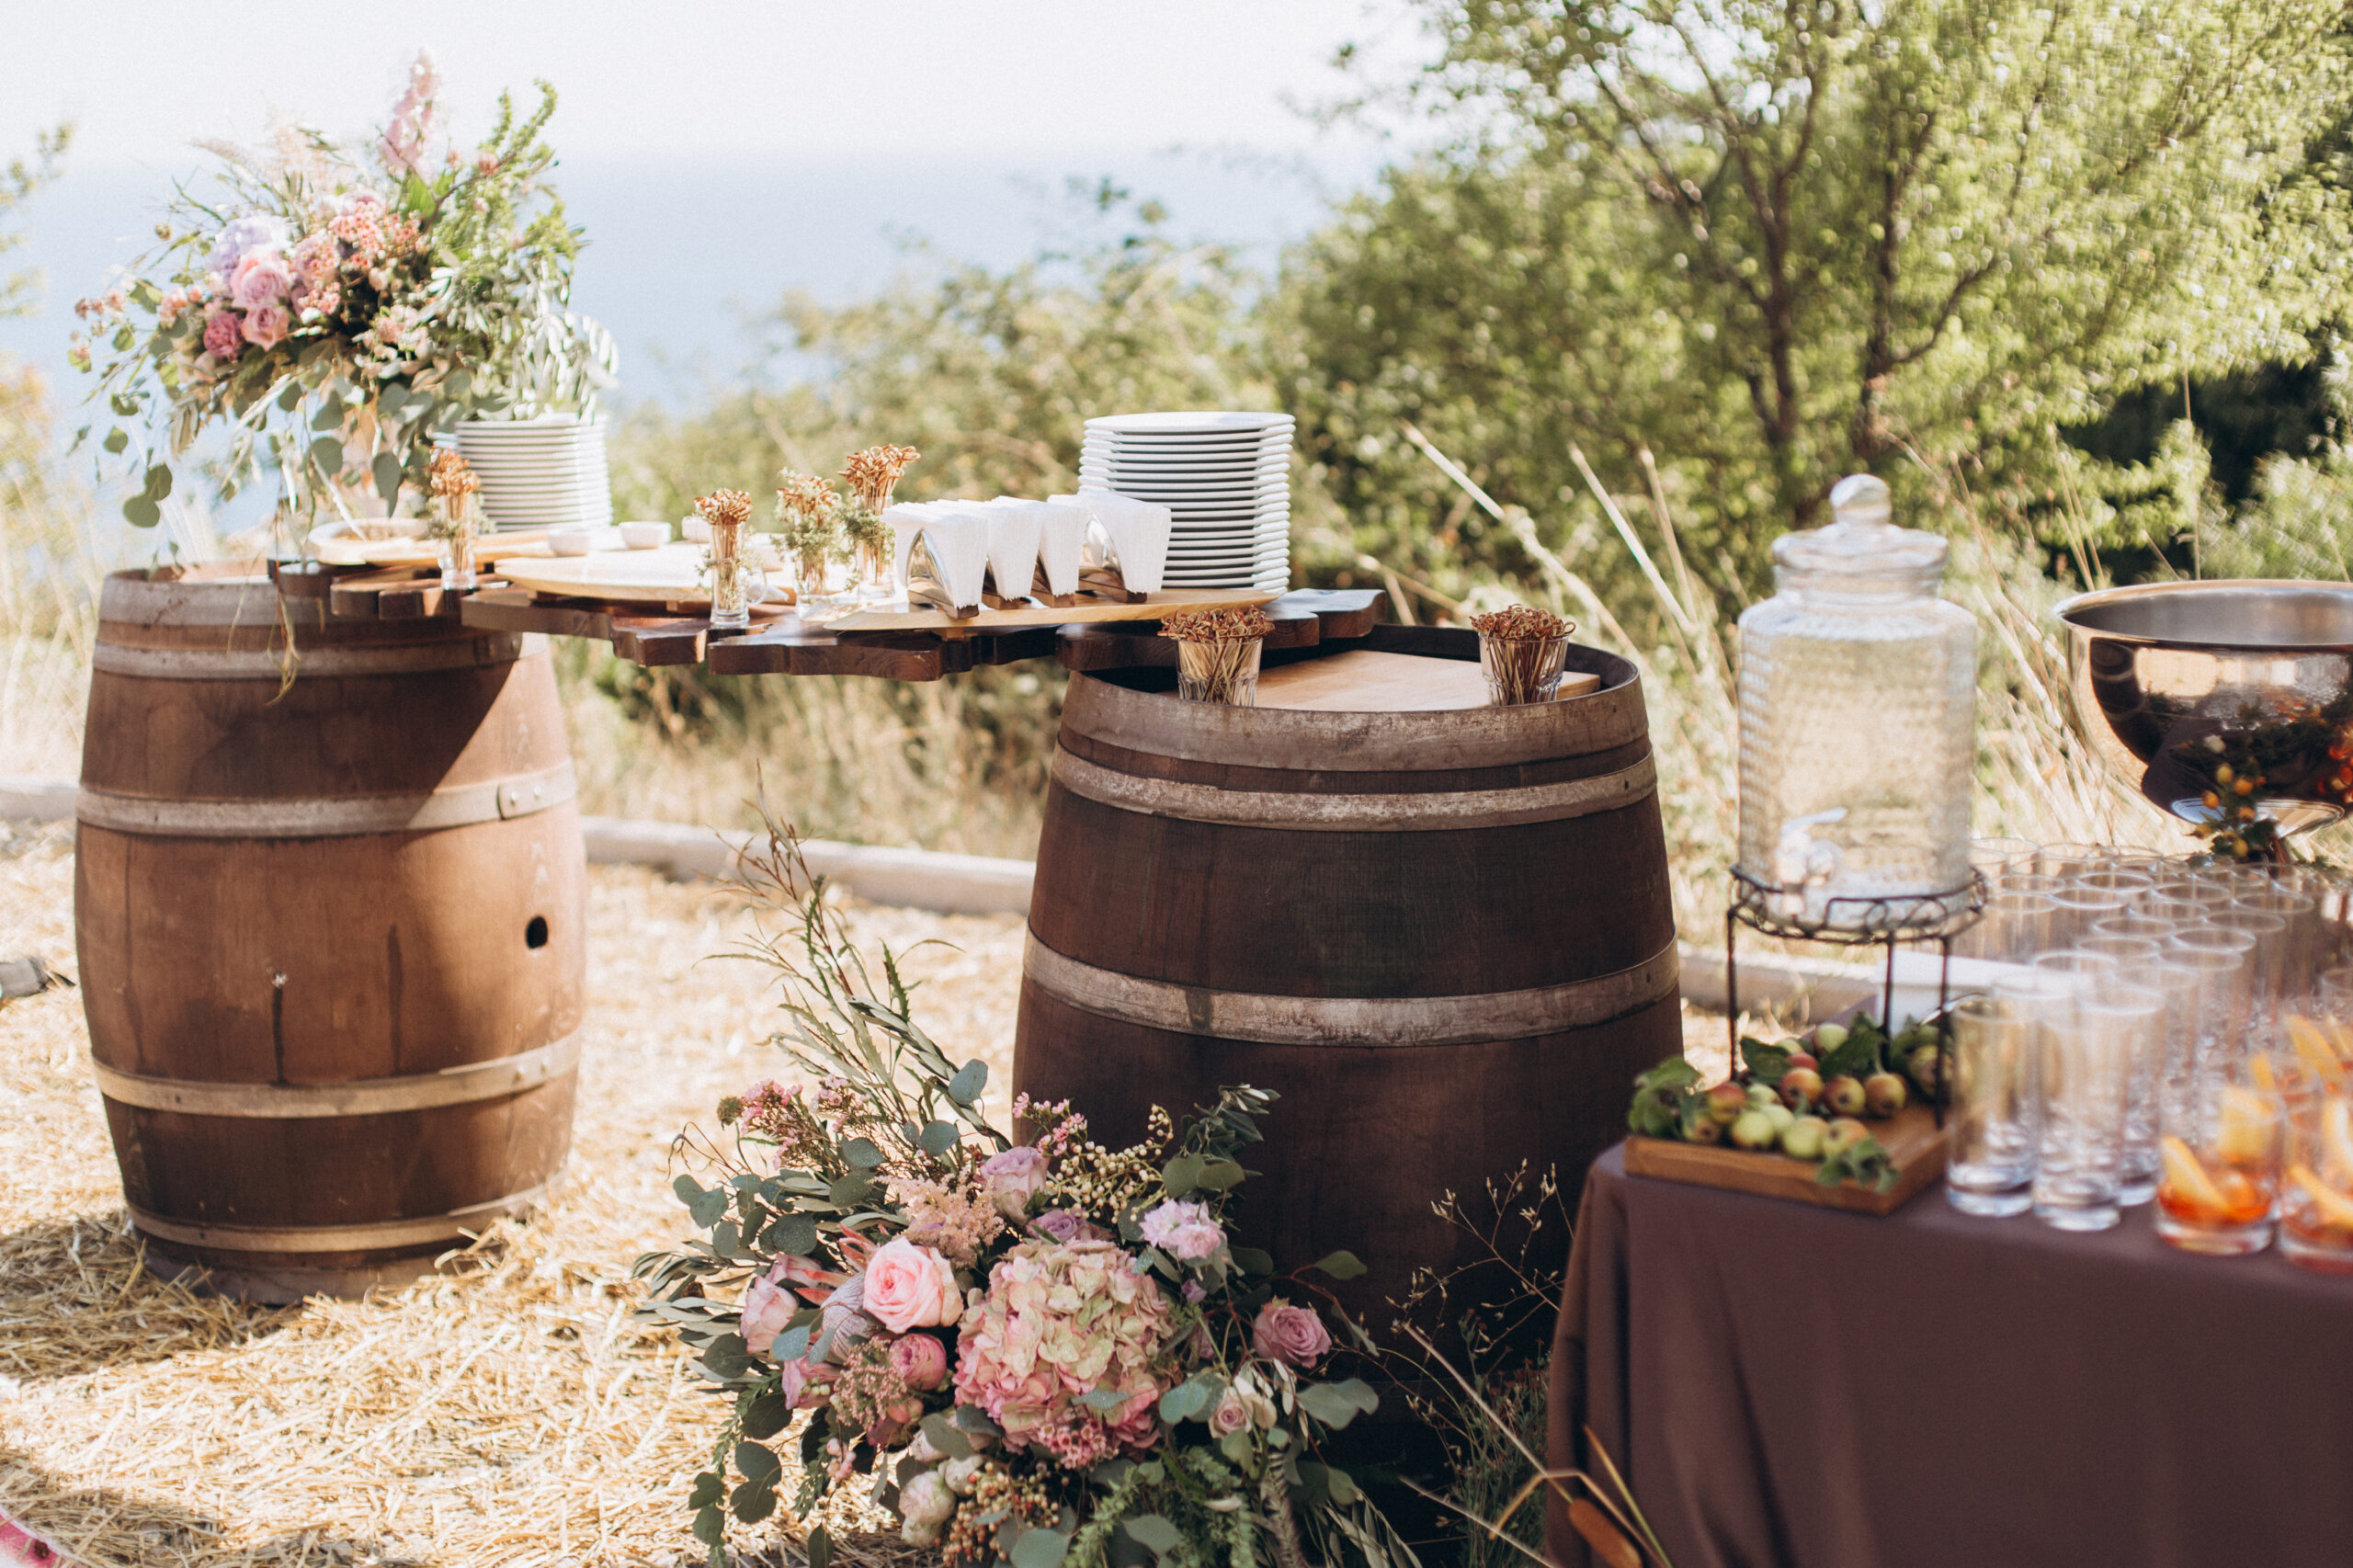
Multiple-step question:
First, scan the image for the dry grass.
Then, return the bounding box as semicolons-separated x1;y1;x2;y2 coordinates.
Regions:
0;822;1022;1567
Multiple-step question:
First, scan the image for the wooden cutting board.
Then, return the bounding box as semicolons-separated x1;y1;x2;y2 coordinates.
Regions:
1622;1103;1949;1215
494;543;789;608
1256;648;1600;712
824;587;1277;634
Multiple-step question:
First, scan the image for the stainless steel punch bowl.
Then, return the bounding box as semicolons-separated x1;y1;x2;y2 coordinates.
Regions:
2054;579;2353;835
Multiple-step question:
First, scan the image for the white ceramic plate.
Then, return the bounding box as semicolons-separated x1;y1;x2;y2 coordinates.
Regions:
1086;410;1290;433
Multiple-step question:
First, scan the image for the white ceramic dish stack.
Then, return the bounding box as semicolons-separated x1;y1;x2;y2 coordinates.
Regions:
445;414;615;531
1077;410;1292;593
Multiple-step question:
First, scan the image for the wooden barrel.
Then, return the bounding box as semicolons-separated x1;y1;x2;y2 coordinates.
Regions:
74;568;586;1302
1014;627;1679;1343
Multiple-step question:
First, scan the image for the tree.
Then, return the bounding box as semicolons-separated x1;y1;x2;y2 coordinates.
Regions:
1289;0;2353;600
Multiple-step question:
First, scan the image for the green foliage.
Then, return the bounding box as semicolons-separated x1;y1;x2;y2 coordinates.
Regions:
1294;0;2353;598
0;124;70;323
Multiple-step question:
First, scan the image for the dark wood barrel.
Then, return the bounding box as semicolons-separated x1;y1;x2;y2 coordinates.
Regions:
74;568;586;1301
1014;627;1679;1344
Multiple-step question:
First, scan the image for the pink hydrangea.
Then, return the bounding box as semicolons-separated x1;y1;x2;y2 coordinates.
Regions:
952;1239;1174;1465
201;308;244;360
1138;1199;1225;1262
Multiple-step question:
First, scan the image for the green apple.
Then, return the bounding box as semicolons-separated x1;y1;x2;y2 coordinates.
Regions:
1762;1102;1795;1134
1730;1108;1779;1152
1864;1071;1909;1118
1823;1117;1870;1156
1779;1115;1828;1161
1822;1074;1868;1118
1813;1022;1850;1055
1706;1081;1750;1125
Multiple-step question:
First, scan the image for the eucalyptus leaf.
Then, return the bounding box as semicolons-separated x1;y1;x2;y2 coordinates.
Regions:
143;463;173;499
948;1059;988;1106
372;450;404;505
1195;1159;1245;1192
919;1413;974;1459
122;494;161;528
1122;1516;1183;1556
1310;1250;1369;1280
1009;1528;1070;1568
102;427;128;454
919;1119;961;1157
763;1213;819;1256
733;1440;783;1483
841;1137;886;1170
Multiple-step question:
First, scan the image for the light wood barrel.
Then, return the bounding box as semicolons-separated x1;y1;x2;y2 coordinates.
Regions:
75;568;586;1301
1013;627;1679;1344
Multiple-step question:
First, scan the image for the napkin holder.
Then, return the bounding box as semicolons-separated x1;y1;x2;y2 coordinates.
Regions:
982;501;1047;610
907;515;989;619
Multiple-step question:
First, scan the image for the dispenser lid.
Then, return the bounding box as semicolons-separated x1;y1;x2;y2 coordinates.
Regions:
1771;474;1948;575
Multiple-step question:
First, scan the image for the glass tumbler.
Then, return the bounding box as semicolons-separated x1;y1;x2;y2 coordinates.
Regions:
1960;891;2057;962
1478;631;1571;705
707;518;751;631
2157;1062;2283;1256
1946;994;2039;1217
1176;637;1264;706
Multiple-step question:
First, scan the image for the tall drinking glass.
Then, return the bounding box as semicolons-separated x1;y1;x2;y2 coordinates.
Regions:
2049;886;2131;949
2161;943;2247;1147
1962;891;2058;962
2212;908;2292;1049
1970;837;2040;881
2031;972;2134;1233
2039;843;2108;879
1946;994;2038;1217
2078;937;2171;1200
2279;1076;2353;1273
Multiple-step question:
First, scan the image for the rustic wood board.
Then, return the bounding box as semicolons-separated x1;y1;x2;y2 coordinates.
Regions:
1623;1103;1949;1215
311;527;567;568
493;543;789;608
1054;589;1387;673
824;586;1276;634
1255;647;1603;712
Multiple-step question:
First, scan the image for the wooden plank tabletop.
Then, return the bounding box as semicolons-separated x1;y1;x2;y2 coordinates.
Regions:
1256;648;1602;711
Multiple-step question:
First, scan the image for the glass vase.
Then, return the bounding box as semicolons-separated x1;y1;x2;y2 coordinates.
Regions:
436;521;478;592
1176;637;1263;706
1479;632;1570;705
708;519;751;631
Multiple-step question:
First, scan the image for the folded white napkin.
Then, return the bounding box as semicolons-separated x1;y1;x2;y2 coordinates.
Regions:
1074;486;1172;594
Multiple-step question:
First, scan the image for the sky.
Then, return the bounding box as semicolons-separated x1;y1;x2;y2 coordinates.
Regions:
0;2;1432;393
2;1;1420;165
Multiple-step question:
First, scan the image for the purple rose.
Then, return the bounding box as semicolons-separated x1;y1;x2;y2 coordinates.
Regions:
1253;1298;1332;1369
979;1145;1049;1220
1032;1208;1106;1244
240;301;290;350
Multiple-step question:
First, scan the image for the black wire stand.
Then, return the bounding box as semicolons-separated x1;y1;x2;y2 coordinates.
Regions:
1722;868;1988;1126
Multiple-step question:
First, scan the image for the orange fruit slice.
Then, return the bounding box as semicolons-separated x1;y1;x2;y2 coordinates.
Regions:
2324;1096;2353;1178
2217;1086;2277;1164
2290;1162;2353;1231
2288;1017;2338;1072
2162;1136;2227;1216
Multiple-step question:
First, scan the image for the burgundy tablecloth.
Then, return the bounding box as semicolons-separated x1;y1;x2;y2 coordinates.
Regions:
1546;1143;2353;1568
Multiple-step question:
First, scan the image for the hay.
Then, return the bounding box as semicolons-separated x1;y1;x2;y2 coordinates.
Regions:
0;824;1017;1567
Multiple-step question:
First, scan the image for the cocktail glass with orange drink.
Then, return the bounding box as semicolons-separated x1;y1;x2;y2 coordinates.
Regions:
2155;1066;2283;1256
2279;1007;2353;1272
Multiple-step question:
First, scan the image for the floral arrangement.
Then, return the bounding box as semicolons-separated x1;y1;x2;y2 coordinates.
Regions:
425;449;479;541
70;51;615;540
776;470;844;596
634;823;1414;1568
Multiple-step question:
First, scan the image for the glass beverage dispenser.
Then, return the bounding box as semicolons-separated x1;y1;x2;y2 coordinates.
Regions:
1735;473;1977;929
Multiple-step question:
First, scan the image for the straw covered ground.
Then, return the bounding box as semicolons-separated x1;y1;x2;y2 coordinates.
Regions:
0;816;1737;1567
0;818;1024;1568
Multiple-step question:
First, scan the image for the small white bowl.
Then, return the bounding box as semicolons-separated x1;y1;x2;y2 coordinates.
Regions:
548;528;597;557
680;516;711;543
619;520;670;550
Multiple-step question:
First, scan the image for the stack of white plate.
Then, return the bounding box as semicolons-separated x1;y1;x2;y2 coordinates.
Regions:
1078;411;1291;592
446;415;615;531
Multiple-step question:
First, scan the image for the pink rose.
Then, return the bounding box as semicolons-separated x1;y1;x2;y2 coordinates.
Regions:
890;1332;949;1391
202;309;244;359
1107;1389;1161;1452
980;1145;1050;1220
241;301;289;349
1252;1299;1331;1369
1033;1209;1105;1244
861;1238;961;1334
1209;1389;1250;1437
741;1267;797;1358
231;248;293;309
